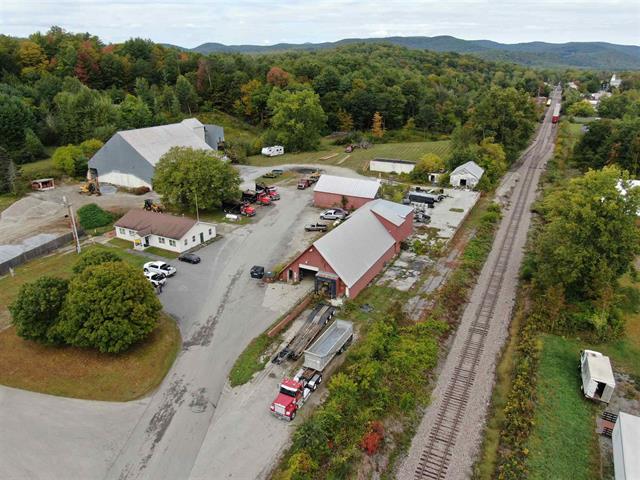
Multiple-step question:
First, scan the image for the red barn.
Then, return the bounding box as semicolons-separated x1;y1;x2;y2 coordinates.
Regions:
280;199;414;298
313;174;381;210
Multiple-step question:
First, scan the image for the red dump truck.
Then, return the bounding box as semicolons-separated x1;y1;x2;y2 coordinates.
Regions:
270;319;353;421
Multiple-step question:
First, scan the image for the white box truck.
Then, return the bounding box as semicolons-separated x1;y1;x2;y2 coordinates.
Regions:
580;349;615;403
261;145;284;157
612;412;640;480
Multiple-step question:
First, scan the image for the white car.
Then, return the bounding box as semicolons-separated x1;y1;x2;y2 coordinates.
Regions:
320;209;348;220
143;261;176;277
144;271;166;287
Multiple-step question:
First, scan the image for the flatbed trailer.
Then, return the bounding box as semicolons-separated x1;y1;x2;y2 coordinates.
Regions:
273;304;335;363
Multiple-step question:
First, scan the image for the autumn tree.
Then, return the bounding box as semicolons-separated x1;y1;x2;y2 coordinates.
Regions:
153;147;241;210
336;109;354;132
266;66;290;88
371;111;384;138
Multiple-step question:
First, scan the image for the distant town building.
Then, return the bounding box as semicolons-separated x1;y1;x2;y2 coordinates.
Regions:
610;74;622;89
88;118;224;189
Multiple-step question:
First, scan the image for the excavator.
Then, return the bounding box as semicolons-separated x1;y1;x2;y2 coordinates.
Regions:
143;199;164;213
79;177;101;195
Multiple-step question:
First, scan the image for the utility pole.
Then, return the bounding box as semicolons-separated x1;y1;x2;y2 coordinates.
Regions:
194;191;200;223
63;196;81;254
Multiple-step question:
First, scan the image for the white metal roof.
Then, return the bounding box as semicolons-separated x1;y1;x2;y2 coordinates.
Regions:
313;199;410;287
314;174;381;199
366;198;414;226
117;118;213;167
586;353;616;385
614;412;640;480
451;161;485;179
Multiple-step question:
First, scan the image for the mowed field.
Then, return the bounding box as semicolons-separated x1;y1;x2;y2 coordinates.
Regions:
247;140;451;174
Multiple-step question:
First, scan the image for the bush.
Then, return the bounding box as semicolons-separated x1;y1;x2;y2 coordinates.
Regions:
9;276;69;344
77;203;113;229
55;262;161;353
72;250;122;274
52;145;88;177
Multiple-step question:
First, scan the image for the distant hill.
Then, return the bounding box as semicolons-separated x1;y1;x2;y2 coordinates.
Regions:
168;36;640;70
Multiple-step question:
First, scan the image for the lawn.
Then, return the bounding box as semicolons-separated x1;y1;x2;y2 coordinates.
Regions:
0;193;20;213
0;244;147;329
20;157;64;180
0;313;180;401
525;334;598;480
228;333;276;387
247;139;451;175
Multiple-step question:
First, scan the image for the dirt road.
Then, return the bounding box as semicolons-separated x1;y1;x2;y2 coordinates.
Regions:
397;88;561;480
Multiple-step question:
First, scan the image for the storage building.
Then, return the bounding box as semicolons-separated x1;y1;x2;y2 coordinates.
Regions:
369;158;416;175
115;209;216;253
280;199;413;298
613;412;640;480
88;118;224;189
449;161;484;188
313;174;381;210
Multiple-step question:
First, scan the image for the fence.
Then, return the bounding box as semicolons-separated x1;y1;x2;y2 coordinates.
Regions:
0;230;84;276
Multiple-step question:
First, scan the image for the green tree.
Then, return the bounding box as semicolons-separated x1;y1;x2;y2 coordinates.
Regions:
72;249;122;274
476;138;507;189
21;128;45;163
411;153;445;183
79;138;104;158
76;203;113;229
567;100;596;117
118;94;154;129
534;167;640;301
0;93;35;155
0;147;15;194
52;145;87;176
266;88;327;151
175;75;199;115
55;262;161;353
153;147;241;210
9;276;69;344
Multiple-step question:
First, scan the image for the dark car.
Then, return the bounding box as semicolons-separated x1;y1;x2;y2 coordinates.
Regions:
250;265;265;279
178;252;201;264
305;223;328;232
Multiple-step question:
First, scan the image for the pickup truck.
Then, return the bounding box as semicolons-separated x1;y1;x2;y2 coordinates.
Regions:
305;223;328;232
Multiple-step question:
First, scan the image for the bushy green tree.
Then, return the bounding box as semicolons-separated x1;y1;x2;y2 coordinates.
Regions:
0;147;16;194
9;276;69;344
118;94;154;129
52;144;87;176
79;138;103;158
55;262;161;353
76;203;113;229
0;93;35;155
411;153;445;183
72;249;122;274
175;75;199;114
475;138;507;189
153;146;241;210
567;100;596;118
266;87;326;151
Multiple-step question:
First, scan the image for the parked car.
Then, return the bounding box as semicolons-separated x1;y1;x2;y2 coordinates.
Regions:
305;223;328;232
272;169;284;176
143;261;176;277
178;253;201;264
144;271;166;287
320;209;348;220
250;265;265;279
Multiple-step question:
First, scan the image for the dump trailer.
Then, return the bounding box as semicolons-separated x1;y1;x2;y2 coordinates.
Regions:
580;349;615;403
273;304;336;363
270;319;354;421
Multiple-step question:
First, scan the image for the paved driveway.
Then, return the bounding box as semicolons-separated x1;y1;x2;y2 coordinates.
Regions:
0;186;318;480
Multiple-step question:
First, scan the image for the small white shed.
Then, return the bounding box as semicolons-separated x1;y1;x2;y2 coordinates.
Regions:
449;161;484;188
580;350;615;403
613;412;640;480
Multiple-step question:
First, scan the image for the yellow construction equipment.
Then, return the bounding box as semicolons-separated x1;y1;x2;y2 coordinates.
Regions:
143;199;164;213
79;178;101;195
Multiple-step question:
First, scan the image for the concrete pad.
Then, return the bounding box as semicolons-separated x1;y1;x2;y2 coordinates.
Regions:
423;189;480;240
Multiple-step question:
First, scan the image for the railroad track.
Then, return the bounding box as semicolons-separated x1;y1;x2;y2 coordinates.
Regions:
412;96;557;480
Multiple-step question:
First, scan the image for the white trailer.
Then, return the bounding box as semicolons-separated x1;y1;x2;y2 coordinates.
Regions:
612;412;640;480
580;349;615;403
293;319;353;390
261;145;284;157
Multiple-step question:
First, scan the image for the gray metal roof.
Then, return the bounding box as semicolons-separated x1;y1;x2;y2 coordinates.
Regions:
451;161;485;179
313;199;411;288
314;174;381;199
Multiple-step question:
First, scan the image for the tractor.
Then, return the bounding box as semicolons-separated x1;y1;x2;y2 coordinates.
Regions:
143;199;164;213
79;178;101;196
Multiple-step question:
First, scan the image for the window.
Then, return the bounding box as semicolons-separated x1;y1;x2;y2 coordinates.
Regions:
208;228;212;235
158;237;165;244
192;236;196;242
169;240;176;247
128;230;135;235
118;228;125;235
184;239;188;245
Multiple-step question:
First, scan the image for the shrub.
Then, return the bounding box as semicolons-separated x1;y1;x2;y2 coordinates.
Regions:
55;262;161;353
360;421;385;456
77;203;113;229
72;250;122;274
9;276;69;344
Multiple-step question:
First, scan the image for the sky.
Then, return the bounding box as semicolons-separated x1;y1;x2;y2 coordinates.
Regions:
2;0;639;47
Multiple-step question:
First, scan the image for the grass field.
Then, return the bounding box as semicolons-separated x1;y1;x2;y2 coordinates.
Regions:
247;140;451;174
196;110;260;147
0;244;147;329
20;157;63;180
0;193;20;213
0;313;180;401
525;334;598;480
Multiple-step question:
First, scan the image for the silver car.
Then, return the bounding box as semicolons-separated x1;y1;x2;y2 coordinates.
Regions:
320;209;348;220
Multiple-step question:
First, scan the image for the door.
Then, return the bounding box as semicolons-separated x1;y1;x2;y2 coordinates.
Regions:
199;232;204;243
460;178;467;187
595;381;606;399
143;236;149;247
